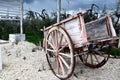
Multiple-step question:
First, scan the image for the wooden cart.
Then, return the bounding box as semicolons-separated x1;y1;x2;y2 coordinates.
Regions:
43;11;118;79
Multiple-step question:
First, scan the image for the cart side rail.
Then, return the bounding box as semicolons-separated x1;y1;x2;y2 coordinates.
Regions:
44;12;88;48
85;14;117;41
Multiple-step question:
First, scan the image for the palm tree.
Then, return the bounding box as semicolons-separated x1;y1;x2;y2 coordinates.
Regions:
35;9;49;20
101;4;107;16
84;4;99;23
25;10;35;20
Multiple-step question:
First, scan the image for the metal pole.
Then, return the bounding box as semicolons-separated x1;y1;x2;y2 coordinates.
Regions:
57;0;61;23
117;0;120;12
20;0;23;34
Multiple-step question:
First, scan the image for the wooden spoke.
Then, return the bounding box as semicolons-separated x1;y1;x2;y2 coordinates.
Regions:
56;58;60;73
47;40;55;49
49;32;55;46
82;54;88;63
58;34;63;49
51;31;56;48
58;58;65;75
85;54;88;62
54;30;58;49
47;49;55;52
59;53;71;58
59;33;63;43
59;55;70;69
45;27;75;79
93;52;100;63
58;43;68;52
79;44;110;68
90;54;93;65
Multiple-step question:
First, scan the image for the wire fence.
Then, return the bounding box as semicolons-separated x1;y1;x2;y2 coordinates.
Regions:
0;0;21;21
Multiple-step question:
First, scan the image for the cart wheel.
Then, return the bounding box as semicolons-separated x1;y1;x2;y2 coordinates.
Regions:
45;26;75;79
79;45;110;68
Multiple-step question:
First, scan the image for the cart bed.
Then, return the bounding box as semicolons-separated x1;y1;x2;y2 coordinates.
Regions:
44;12;117;48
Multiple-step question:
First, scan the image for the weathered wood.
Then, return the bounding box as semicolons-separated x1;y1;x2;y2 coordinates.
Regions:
118;38;120;48
85;17;109;41
63;15;87;47
44;12;117;48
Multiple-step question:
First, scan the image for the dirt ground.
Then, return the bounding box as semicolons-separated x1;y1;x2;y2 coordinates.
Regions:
0;41;120;80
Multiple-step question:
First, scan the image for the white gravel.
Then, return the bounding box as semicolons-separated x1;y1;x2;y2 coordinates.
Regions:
0;41;120;80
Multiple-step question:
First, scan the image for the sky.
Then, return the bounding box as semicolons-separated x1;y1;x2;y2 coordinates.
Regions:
23;0;117;14
0;0;118;16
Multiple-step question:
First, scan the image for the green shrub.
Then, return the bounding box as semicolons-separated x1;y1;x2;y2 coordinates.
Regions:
25;30;43;44
102;47;120;56
110;48;120;56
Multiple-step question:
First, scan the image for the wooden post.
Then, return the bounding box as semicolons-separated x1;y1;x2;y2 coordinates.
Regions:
57;0;61;23
0;47;2;71
20;0;23;34
118;38;120;48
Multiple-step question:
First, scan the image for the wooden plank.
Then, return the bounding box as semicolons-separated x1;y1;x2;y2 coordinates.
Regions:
107;15;117;37
64;16;88;47
44;13;117;48
85;17;109;41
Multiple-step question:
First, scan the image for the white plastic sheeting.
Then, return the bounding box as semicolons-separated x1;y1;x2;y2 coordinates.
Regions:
9;34;25;43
